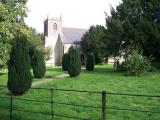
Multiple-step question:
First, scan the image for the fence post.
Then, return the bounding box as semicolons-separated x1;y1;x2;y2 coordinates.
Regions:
10;93;13;120
101;91;106;120
50;88;54;120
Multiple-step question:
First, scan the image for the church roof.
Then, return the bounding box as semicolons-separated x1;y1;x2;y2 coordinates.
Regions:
62;27;88;44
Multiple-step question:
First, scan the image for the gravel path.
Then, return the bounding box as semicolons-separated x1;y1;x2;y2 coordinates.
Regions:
32;73;69;87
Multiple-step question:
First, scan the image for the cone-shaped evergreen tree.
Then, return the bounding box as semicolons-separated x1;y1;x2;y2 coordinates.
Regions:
29;44;36;67
8;33;32;95
68;46;81;77
62;53;69;71
86;53;95;71
32;48;46;78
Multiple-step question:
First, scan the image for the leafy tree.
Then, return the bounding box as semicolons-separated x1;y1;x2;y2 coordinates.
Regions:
86;53;95;71
32;48;46;78
0;0;42;72
0;0;29;71
105;11;123;59
42;46;52;61
8;33;32;95
0;43;11;70
68;46;81;77
81;25;105;64
62;53;69;71
105;0;160;62
126;49;151;76
29;28;44;47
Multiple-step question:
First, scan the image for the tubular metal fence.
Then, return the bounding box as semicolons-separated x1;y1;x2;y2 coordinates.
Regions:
0;85;160;120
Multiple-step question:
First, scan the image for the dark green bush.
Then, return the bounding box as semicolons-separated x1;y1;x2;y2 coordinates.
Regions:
62;53;69;71
86;53;95;71
29;44;36;67
117;61;128;72
94;52;103;64
32;48;46;78
126;50;151;76
8;33;32;95
149;62;160;72
68;46;81;77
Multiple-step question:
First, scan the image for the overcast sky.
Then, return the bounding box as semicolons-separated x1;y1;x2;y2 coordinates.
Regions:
24;0;121;33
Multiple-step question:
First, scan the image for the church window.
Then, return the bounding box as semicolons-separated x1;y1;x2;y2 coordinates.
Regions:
53;23;57;30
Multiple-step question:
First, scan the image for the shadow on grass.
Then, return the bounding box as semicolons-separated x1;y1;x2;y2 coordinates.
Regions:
45;68;64;79
45;72;69;79
45;65;128;78
0;72;7;76
82;66;126;76
46;67;63;72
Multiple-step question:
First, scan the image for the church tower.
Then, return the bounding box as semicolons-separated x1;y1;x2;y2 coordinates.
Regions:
44;16;64;66
44;16;63;37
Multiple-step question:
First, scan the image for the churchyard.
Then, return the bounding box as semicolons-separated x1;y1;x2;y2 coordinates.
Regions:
0;65;160;120
1;0;160;120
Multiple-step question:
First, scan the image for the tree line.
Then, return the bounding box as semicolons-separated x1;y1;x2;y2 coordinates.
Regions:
0;0;44;71
81;0;160;73
0;0;46;95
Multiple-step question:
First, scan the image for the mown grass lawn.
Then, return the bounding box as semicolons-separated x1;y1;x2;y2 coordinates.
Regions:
0;65;160;120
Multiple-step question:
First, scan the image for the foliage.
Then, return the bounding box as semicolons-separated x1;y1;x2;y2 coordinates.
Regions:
42;46;52;61
126;50;151;76
32;48;46;78
0;43;11;70
0;0;37;70
150;62;160;72
116;61;128;72
68;46;81;77
86;53;95;71
81;25;106;64
29;28;44;47
7;32;32;95
0;0;43;70
62;53;69;71
105;0;160;62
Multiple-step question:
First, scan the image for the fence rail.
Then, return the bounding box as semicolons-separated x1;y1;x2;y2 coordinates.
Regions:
0;85;160;120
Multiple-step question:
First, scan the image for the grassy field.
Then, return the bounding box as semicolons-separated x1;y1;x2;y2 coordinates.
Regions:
0;65;160;120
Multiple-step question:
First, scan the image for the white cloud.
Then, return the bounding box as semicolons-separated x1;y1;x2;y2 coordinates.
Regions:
25;0;121;33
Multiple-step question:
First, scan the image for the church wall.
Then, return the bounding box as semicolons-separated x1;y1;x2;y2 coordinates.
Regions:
44;17;63;66
54;35;63;65
63;44;72;53
47;19;62;36
63;43;81;53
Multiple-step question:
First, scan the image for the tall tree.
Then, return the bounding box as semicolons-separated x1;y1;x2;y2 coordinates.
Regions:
0;0;28;70
68;46;81;77
105;0;160;62
8;32;32;95
86;53;95;71
32;48;46;78
81;25;105;64
62;53;69;71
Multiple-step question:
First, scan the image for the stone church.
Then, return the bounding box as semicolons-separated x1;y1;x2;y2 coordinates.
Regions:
44;16;87;66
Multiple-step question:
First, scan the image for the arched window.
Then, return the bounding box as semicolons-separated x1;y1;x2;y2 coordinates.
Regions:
53;23;57;30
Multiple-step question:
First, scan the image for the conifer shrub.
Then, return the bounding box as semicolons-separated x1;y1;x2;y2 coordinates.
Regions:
8;33;32;95
86;53;95;71
29;44;36;67
62;53;69;71
32;48;46;78
68;46;81;77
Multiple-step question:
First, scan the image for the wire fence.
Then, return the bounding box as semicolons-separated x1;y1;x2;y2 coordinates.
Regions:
0;85;160;120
